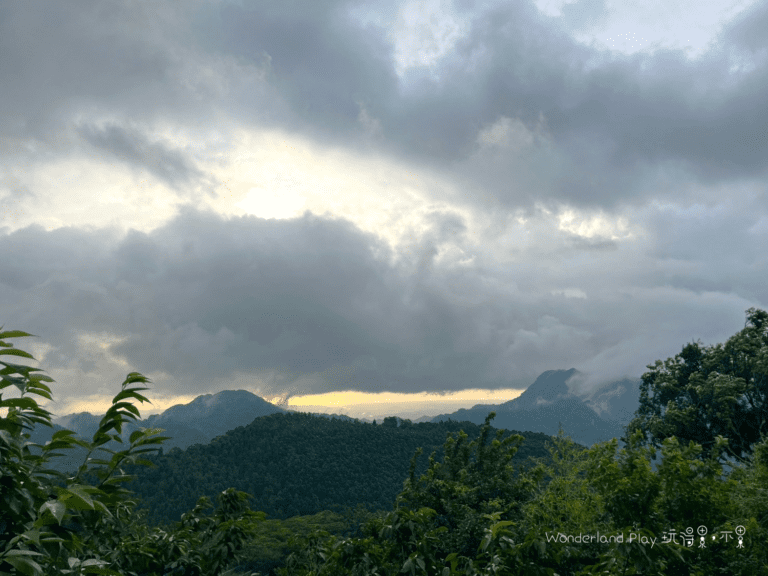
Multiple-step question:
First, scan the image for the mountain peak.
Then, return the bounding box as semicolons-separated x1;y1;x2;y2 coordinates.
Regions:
524;368;579;399
430;369;639;447
157;389;284;425
497;368;580;411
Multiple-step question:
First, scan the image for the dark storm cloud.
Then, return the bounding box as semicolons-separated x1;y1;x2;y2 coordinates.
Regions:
189;0;399;137
1;205;763;402
0;208;525;397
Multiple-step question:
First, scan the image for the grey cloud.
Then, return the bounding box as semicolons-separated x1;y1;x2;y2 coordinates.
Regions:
720;0;768;52
0;2;171;139
0;204;765;406
0;207;623;399
0;224;117;292
446;4;768;205
566;235;618;251
0;174;35;200
4;0;767;212
201;0;768;209
194;0;399;138
0;0;279;148
558;0;609;32
76;123;206;190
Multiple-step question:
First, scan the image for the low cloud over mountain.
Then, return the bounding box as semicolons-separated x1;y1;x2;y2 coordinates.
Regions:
433;369;642;446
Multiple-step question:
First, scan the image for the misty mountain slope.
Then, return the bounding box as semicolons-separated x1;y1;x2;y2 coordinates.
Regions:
579;377;642;425
502;369;578;411
432;369;639;446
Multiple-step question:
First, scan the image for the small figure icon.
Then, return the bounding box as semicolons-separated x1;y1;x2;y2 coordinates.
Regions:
697;526;707;549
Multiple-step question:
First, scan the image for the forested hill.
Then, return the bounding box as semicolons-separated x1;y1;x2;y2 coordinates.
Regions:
115;411;559;528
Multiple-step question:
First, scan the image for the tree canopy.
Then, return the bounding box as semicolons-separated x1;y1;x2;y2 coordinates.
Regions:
627;307;768;462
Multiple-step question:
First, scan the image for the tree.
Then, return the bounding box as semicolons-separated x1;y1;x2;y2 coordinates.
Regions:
0;326;264;576
627;307;768;462
280;413;561;575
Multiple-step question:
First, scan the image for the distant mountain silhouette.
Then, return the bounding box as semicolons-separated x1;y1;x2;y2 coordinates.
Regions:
432;369;642;447
26;389;287;474
139;389;287;443
25;376;642;474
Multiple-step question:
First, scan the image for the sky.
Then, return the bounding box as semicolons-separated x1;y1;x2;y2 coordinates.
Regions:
1;0;767;422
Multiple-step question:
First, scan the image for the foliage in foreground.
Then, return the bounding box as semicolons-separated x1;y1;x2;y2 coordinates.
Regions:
628;307;768;463
0;326;264;576
279;425;767;575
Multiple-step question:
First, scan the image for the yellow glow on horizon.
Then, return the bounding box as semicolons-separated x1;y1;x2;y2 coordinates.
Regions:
288;388;524;408
1;388;525;421
36;394;203;420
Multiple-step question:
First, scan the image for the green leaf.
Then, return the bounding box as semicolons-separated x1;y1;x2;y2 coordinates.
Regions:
128;457;156;467
39;500;67;524
51;429;78;440
60;485;98;510
86;458;115;467
0;429;15;447
126;446;164;456
82;566;123;575
112;388;150;405
129;429;146;444
132;434;171;447
0;348;36;359
0;330;36;339
25;387;53;401
100;474;137;487
0;397;38;410
2;555;43;576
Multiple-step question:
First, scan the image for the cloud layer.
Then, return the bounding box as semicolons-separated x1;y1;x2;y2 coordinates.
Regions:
1;0;766;416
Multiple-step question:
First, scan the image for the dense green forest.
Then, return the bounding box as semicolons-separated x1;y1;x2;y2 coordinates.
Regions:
1;308;767;575
103;413;555;528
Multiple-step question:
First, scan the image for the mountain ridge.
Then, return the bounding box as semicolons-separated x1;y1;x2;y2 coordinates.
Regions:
26;389;288;473
432;369;642;446
28;371;642;473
